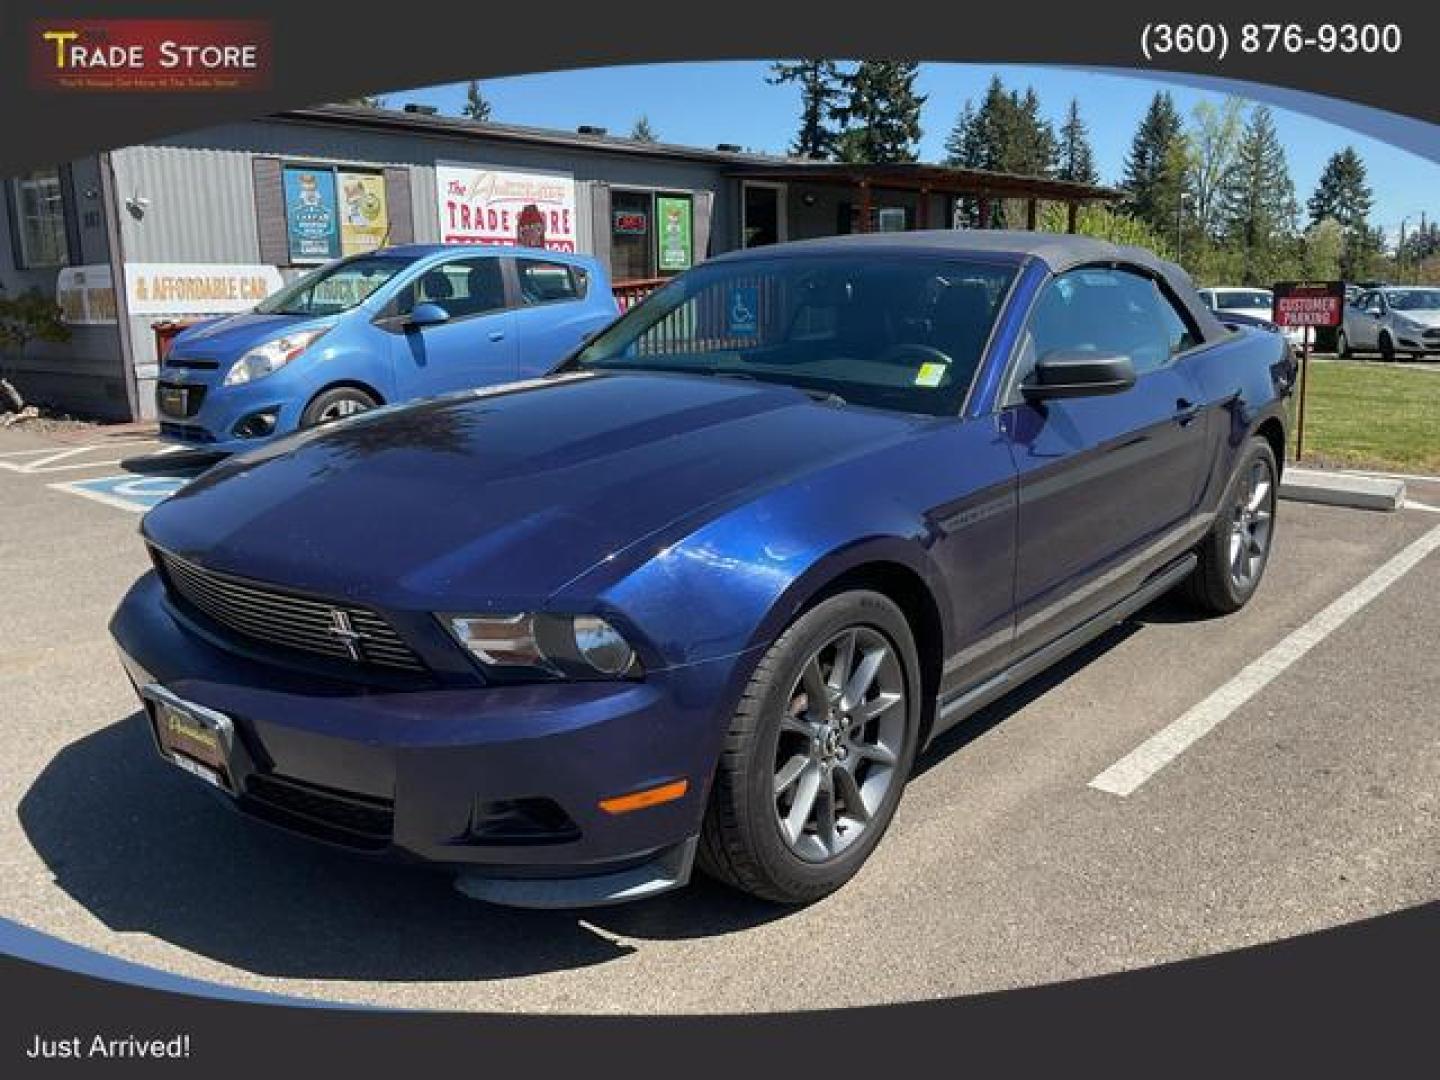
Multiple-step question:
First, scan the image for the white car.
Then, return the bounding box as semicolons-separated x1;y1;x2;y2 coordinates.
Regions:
1197;287;1305;347
1338;287;1440;361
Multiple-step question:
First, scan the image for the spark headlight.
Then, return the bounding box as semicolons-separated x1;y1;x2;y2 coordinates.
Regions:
222;328;330;387
444;613;641;681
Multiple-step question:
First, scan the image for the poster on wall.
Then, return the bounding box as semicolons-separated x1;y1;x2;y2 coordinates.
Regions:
283;166;341;262
435;163;577;251
338;171;390;255
655;195;693;271
123;263;285;316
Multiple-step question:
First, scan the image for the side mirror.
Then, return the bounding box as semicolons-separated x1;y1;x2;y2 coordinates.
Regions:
407;302;451;329
1023;351;1137;401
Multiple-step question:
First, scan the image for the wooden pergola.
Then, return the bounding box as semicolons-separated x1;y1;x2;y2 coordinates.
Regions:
730;161;1123;232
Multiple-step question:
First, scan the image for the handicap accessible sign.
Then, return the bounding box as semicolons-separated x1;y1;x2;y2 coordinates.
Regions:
728;285;759;336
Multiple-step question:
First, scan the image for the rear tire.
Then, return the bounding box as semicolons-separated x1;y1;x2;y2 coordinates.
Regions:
698;590;922;904
1182;436;1278;615
1379;332;1396;362
300;386;378;428
1337;330;1353;359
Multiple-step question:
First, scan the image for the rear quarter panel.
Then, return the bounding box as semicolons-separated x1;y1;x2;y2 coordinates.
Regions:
1186;325;1293;511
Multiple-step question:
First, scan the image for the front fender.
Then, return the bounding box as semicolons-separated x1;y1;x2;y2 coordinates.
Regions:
561;475;948;672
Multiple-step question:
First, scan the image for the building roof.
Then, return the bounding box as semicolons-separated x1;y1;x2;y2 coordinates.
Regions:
277;104;793;166
277;105;1120;203
729;162;1122;204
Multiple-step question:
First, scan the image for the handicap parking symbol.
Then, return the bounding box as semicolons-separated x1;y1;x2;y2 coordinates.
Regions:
728;285;760;336
49;474;190;513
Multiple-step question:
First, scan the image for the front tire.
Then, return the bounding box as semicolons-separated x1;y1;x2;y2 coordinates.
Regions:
1182;436;1278;614
1379;332;1396;362
698;590;922;904
300;386;378;428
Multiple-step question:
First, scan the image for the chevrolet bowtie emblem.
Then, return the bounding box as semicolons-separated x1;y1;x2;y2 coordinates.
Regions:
328;610;369;661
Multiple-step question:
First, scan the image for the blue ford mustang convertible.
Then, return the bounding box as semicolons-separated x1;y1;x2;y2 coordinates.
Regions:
111;231;1293;907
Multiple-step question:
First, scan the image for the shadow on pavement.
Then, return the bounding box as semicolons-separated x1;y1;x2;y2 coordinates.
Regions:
19;712;785;984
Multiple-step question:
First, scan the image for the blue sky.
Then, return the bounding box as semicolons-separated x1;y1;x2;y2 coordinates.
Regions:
396;61;1439;245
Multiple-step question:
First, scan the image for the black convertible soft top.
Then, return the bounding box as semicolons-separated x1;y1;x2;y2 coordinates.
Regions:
710;229;1227;342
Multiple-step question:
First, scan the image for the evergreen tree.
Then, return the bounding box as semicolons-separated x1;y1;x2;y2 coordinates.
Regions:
944;76;1057;226
767;60;845;159
1308;147;1379;278
462;80;492;122
630;115;657;142
1123;91;1185;233
1219;106;1297;284
1056;98;1098;185
834;61;925;164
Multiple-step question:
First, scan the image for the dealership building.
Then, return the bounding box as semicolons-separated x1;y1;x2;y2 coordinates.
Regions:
0;103;1120;421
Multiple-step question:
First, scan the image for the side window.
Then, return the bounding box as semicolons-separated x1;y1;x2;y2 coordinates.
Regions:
515;258;587;305
1016;267;1196;393
395;257;507;320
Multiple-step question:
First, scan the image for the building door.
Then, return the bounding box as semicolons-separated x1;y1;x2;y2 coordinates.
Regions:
742;182;787;248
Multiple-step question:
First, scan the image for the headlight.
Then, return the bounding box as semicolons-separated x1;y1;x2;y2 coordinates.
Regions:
444;613;640;680
222;328;330;387
1394;316;1423;333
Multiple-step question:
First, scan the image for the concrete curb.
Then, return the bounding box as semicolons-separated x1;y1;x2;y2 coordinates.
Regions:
1280;468;1406;512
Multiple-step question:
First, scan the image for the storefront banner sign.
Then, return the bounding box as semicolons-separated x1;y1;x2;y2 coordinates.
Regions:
338;171;389;255
56;264;117;324
283;166;340;261
656;195;693;271
436;164;577;251
123;263;284;316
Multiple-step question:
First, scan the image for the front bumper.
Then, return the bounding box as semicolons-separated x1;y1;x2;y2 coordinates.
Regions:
155;370;307;454
110;571;751;904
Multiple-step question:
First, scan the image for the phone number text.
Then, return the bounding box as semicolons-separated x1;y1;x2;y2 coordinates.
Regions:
1141;23;1402;62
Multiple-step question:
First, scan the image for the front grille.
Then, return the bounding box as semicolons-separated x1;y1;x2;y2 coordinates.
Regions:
155;549;426;673
164;355;221;370
242;773;394;850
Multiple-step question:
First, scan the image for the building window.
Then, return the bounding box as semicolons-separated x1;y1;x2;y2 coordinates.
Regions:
609;190;694;282
8;167;71;269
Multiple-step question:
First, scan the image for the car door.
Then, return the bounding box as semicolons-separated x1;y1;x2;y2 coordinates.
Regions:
385;255;517;398
1002;266;1212;657
504;256;615;377
1349;291;1383;349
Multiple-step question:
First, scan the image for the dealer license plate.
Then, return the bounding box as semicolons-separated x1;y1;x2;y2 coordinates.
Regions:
145;687;235;793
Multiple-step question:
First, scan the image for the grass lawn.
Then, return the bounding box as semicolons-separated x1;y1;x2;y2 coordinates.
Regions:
1293;360;1440;474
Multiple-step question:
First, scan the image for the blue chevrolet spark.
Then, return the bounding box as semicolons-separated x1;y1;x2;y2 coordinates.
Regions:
155;245;618;453
113;232;1293;908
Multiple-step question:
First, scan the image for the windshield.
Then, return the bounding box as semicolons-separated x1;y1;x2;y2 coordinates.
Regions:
571;254;1017;416
1386;289;1440;312
255;255;415;316
1213;290;1272;311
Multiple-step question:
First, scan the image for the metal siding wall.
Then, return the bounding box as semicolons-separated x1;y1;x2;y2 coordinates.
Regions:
110;145;261;263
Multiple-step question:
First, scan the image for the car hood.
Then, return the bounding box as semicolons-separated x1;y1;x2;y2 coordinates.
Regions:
142;372;932;608
169;311;331;360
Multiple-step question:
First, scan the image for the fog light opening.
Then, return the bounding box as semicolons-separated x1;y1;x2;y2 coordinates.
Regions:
233;409;279;439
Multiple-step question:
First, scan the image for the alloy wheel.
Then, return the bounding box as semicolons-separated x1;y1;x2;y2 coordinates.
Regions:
1228;457;1275;592
318;398;371;423
773;626;907;863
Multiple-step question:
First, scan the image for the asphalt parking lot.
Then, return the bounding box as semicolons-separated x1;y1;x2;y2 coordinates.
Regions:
1;423;1436;1014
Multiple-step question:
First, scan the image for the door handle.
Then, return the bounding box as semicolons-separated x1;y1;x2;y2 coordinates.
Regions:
488;331;506;342
1174;398;1201;426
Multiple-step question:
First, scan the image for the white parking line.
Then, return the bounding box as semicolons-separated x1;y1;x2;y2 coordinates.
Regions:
1090;522;1440;797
